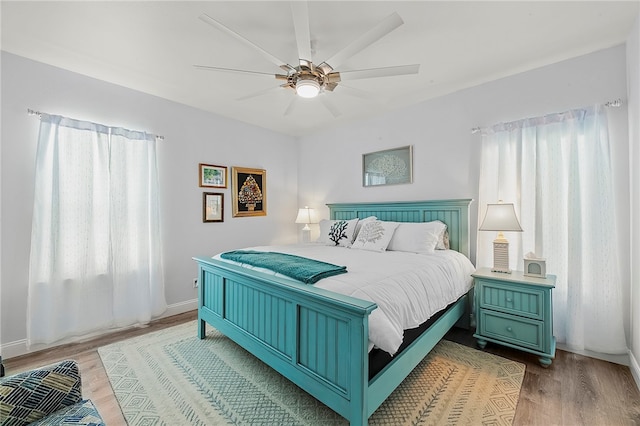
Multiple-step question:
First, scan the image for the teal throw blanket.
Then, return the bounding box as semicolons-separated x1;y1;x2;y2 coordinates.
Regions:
220;250;347;284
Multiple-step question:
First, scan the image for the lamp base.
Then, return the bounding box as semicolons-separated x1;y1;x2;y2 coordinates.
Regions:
492;240;511;274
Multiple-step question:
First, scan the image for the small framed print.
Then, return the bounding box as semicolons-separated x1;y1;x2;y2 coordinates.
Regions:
232;166;266;217
362;145;413;187
199;163;227;188
203;192;224;222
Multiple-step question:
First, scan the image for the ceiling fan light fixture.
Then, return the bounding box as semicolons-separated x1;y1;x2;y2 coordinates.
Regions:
296;78;320;98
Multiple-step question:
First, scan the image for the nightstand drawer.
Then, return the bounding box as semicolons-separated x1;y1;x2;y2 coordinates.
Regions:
479;310;544;352
477;279;545;320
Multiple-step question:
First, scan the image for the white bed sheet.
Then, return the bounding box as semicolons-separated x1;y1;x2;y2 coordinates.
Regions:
213;244;475;355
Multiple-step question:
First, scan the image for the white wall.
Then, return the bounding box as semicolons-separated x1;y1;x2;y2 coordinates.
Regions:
0;52;298;357
628;12;640;386
298;45;631;360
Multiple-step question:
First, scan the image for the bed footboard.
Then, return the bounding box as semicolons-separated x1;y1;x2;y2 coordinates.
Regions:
194;256;377;425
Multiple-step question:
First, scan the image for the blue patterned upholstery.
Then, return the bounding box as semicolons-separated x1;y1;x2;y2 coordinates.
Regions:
31;400;104;426
0;360;104;426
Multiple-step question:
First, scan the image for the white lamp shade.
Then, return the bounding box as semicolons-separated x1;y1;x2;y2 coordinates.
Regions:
296;79;320;98
479;203;523;232
295;206;318;224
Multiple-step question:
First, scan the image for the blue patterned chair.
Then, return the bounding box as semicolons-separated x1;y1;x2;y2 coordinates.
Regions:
0;359;105;426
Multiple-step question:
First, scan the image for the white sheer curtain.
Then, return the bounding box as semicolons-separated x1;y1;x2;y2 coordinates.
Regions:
27;114;166;346
477;105;627;354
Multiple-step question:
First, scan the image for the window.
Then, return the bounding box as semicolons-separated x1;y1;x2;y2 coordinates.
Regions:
28;114;166;346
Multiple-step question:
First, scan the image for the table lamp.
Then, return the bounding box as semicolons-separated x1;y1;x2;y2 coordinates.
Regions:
479;201;523;273
295;206;318;243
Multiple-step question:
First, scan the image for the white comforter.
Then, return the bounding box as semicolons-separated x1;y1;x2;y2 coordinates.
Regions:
213;244;475;355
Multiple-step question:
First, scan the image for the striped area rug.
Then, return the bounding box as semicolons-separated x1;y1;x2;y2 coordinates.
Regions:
98;321;525;425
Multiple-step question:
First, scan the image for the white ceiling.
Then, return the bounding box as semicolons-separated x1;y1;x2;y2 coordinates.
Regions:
2;1;638;137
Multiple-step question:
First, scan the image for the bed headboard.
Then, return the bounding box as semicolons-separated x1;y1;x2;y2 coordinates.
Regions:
326;199;473;258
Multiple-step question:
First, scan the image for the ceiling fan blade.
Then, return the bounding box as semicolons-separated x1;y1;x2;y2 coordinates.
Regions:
236;86;284;101
335;84;380;101
338;64;419;81
290;1;312;62
320;96;342;118
284;96;299;116
284;95;341;118
199;13;290;69
321;12;404;70
193;65;275;77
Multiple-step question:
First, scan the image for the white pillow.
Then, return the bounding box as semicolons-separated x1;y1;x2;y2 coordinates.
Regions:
316;218;359;247
353;216;377;240
351;220;399;252
386;221;447;254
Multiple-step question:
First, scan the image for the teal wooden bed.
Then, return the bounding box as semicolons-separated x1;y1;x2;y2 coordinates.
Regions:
193;199;473;425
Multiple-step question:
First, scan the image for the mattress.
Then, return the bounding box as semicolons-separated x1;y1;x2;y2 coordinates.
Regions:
214;243;475;355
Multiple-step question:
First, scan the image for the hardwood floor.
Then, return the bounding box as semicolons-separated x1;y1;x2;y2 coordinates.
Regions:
446;327;640;425
5;311;640;425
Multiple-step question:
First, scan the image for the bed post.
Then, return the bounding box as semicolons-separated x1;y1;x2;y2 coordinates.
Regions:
197;267;207;339
349;314;370;426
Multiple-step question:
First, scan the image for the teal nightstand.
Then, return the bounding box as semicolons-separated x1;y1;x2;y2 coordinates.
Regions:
472;268;556;367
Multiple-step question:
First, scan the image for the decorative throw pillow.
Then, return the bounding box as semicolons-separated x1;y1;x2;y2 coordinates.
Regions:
386;221;447;254
0;359;84;425
438;224;450;250
351;220;400;252
353;216;377;240
316;218;359;247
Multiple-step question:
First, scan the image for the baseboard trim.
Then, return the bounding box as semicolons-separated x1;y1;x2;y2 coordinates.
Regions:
2;299;198;360
158;298;198;320
556;343;630;366
3;339;28;360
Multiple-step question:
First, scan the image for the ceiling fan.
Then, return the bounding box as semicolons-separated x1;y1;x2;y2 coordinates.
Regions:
194;2;420;117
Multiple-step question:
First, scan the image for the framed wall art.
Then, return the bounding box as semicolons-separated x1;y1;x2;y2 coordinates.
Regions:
232;167;266;217
362;145;413;187
199;163;227;188
203;192;224;222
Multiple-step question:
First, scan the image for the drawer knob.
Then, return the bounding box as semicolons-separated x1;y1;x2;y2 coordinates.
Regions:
506;297;513;303
506;326;513;332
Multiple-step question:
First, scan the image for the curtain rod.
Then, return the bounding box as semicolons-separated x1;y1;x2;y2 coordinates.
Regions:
27;109;165;141
470;98;624;134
